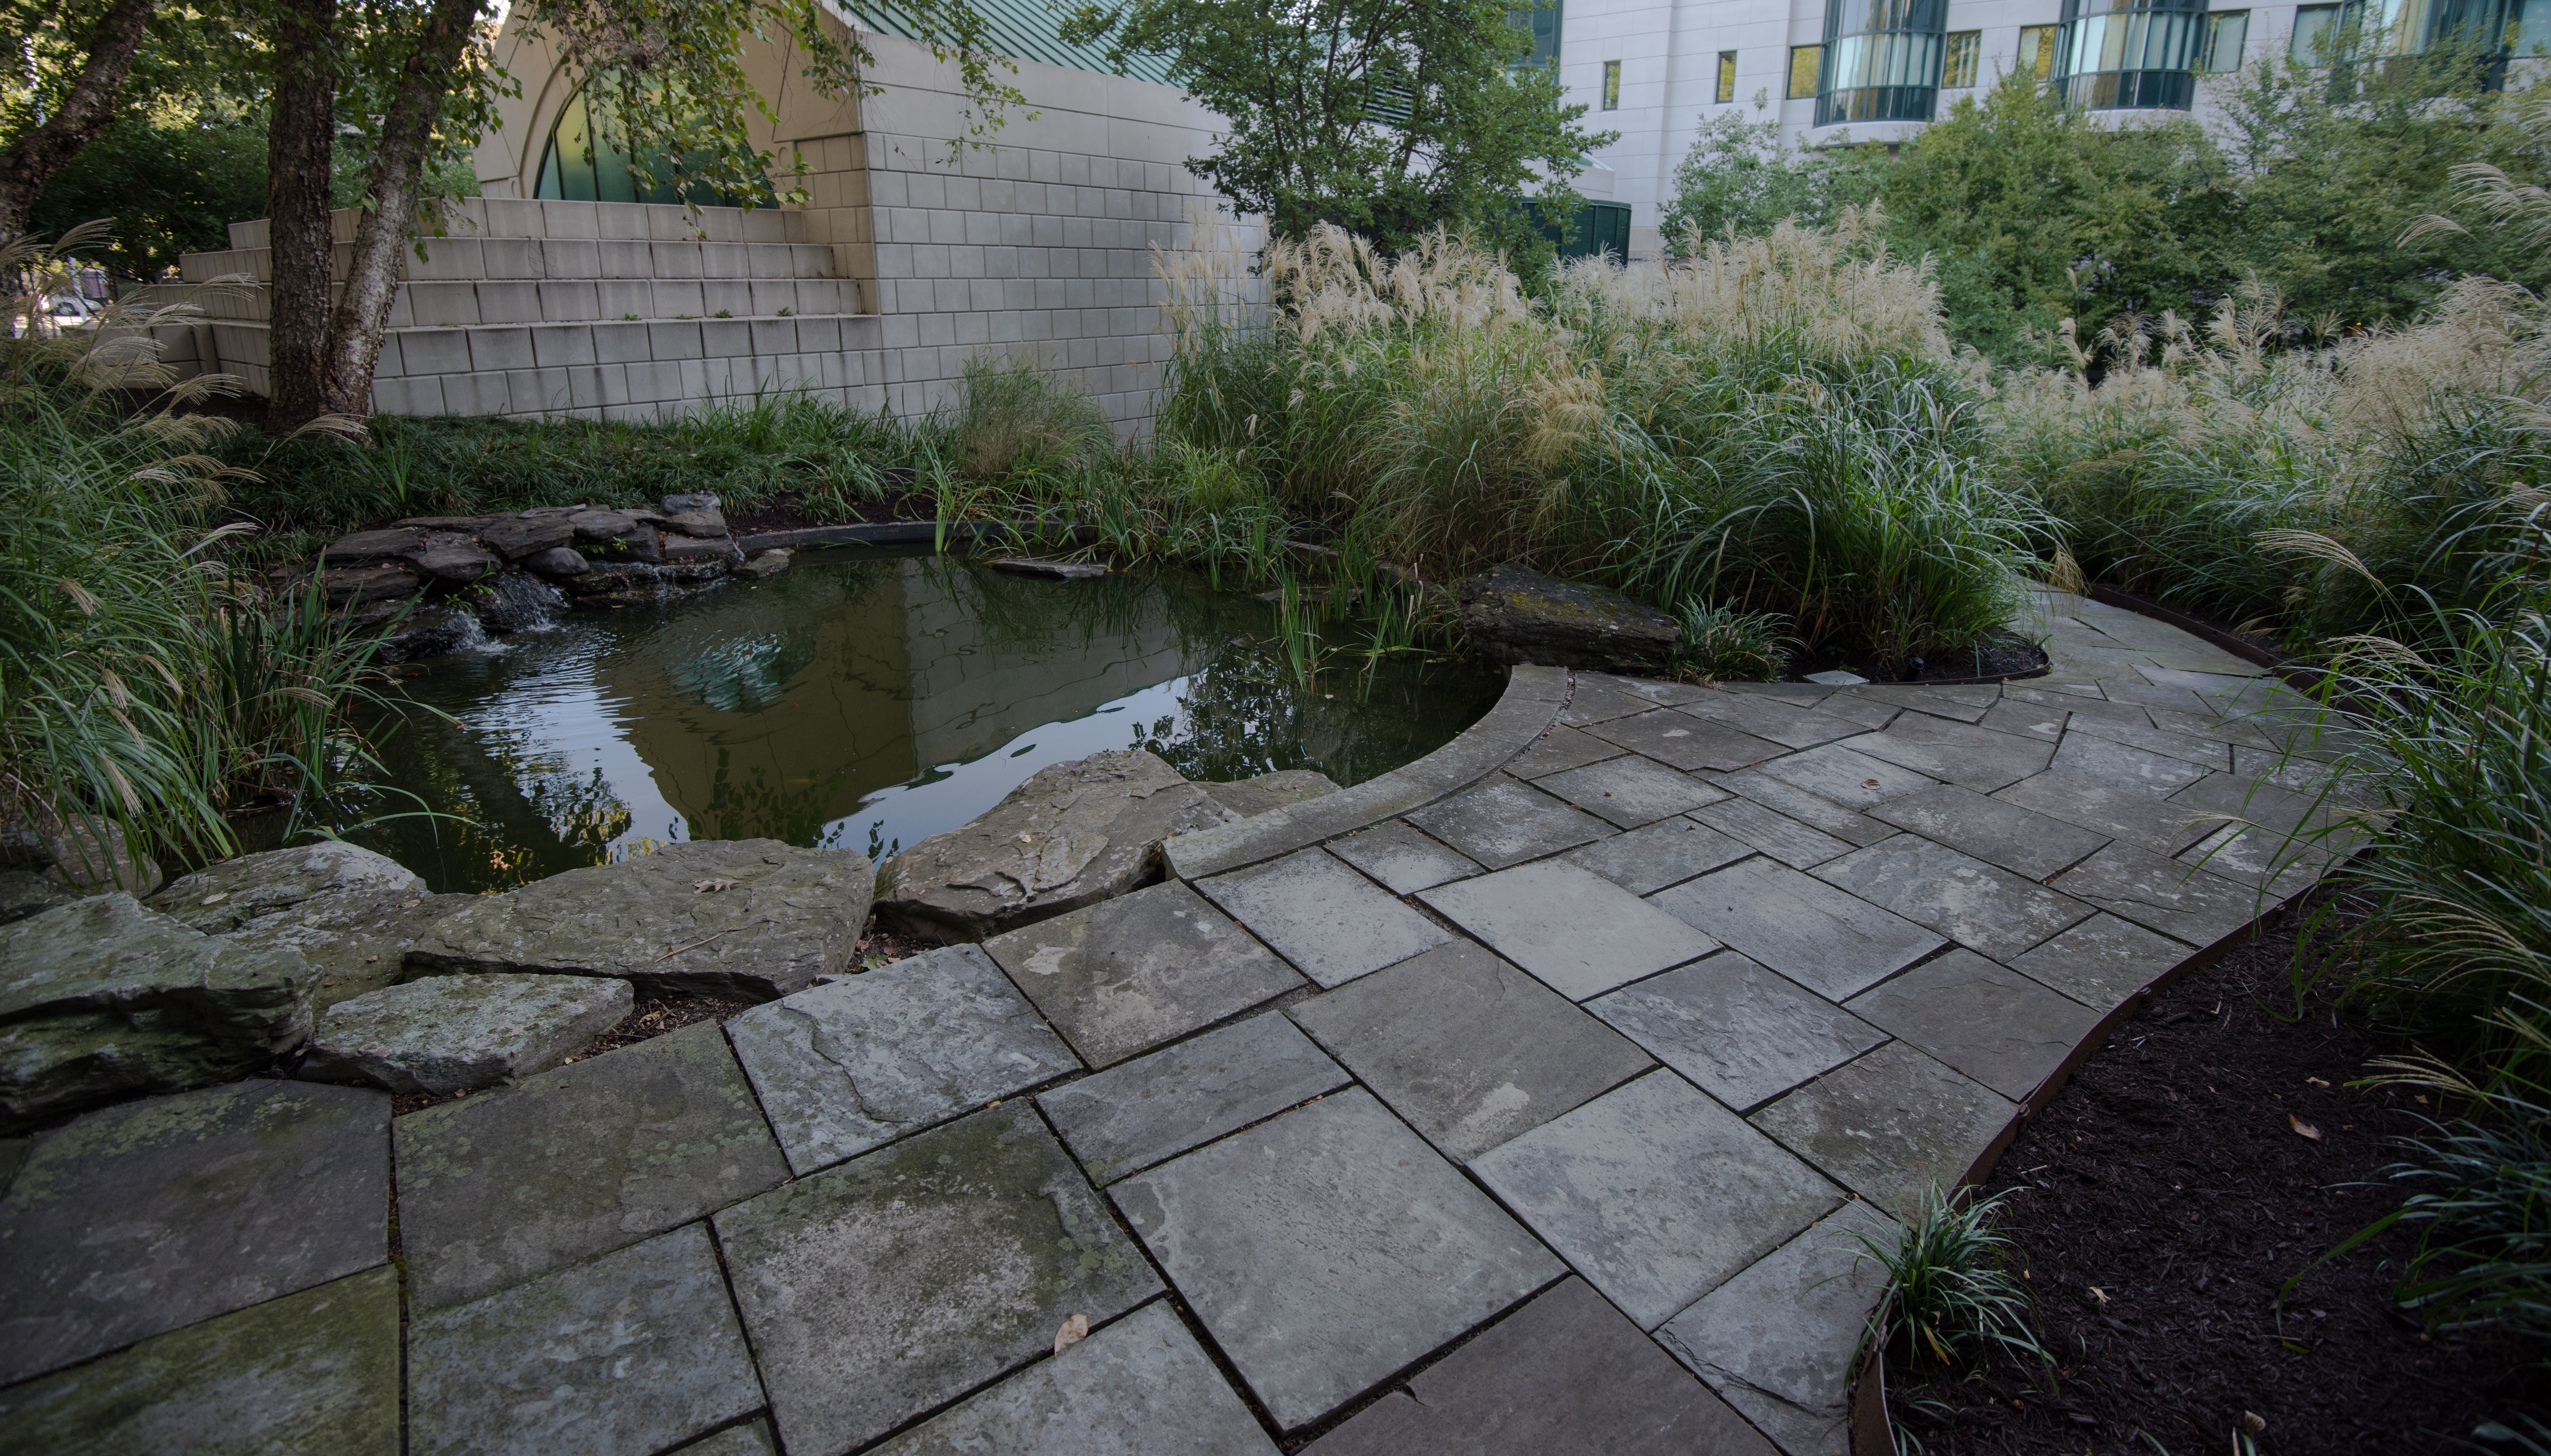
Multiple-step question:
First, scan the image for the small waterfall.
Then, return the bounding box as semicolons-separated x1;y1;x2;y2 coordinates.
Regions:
476;571;569;634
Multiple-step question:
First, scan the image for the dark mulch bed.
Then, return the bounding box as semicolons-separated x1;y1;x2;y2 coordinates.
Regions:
720;484;933;536
388;915;943;1116
1895;893;2545;1455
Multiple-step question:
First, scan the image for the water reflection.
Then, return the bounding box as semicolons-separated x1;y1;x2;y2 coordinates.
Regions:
310;550;1503;893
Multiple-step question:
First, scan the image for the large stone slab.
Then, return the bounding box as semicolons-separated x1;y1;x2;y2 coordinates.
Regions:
1039;1012;1349;1184
1753;744;1938;809
0;1265;400;1456
394;1020;788;1312
1749;1041;2016;1220
1688;796;1854;869
1659;1200;1900;1456
0;1080;388;1385
673;1422;776;1456
149;843;421;933
2006;911;2189;1011
0;870;76;925
407;839;873;998
1590;953;1886;1113
868;1301;1277;1456
1708;768;1896;846
1326;819;1482;894
218;887;474;1012
1675;691;1871;751
714;1102;1162;1456
408;1223;761;1456
1866;781;2111;882
2048;842;2267;948
1564;814;1753;894
877;750;1236;939
1421;861;1718;1001
983;881;1301;1067
1812;836;2091;959
1841;714;2053;793
1506;725;1628;779
1200;768;1342;819
1404;774;1616;870
1560;680;1659;727
0;893;316;1126
2049;733;2211;795
1471;1071;1843;1330
1290;941;1653;1161
1457;563;1679;673
1844;950;2105;1101
300;973;633;1095
1535;754;1728;827
1305;1277;1775;1456
2064;713;2237;772
1994;768;2214;855
1112;1089;1563;1430
1194;848;1450;988
1647;860;1942;1001
1585;709;1786;773
726;944;1080;1174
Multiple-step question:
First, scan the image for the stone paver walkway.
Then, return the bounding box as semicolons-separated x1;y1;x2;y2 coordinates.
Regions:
0;595;2349;1456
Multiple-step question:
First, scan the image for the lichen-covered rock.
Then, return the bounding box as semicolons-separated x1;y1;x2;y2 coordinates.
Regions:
321;563;420;608
0;871;75;926
404;532;500;584
1457;563;1679;674
0;894;316;1129
521;546;589;578
660;532;740;566
737;549;790;579
877;750;1242;940
321;527;426;564
660;509;729;538
1200;769;1342;819
301;974;633;1095
151;843;422;933
406;840;873;999
477;515;575;561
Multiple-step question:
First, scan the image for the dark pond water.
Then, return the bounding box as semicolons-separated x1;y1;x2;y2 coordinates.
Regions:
304;549;1504;894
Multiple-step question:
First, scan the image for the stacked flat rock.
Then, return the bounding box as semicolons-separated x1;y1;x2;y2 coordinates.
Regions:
876;749;1243;940
406;839;874;999
0;893;316;1129
302;974;633;1095
1457;563;1680;674
1199;769;1342;819
150;842;467;1011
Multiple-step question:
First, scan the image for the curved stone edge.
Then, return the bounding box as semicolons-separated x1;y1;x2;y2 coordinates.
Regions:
1161;665;1568;882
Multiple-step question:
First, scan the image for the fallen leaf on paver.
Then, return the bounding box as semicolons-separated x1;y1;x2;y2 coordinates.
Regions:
1053;1314;1089;1353
2289;1114;2322;1141
692;878;739;893
1862;778;1881;788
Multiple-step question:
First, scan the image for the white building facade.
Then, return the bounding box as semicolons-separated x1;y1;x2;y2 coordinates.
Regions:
1554;0;2547;257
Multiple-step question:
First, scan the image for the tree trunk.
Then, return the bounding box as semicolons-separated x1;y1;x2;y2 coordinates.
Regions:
318;0;482;424
265;0;339;432
0;0;158;239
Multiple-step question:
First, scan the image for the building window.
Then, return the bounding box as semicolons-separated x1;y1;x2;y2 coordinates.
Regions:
2202;9;2249;68
1942;29;1982;85
2018;23;2062;80
1717;49;1739;102
533;88;757;206
1509;3;1562;68
2057;0;2208;108
1602;59;1622;108
1788;44;1825;98
1817;0;1947;125
2290;3;2347;59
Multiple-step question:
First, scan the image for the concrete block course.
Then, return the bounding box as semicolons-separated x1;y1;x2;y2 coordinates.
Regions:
1112;1089;1562;1429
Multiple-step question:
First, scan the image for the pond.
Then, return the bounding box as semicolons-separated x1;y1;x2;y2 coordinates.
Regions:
301;549;1505;894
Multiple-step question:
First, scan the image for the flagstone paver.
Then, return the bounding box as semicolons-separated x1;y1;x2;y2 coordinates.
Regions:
867;1302;1276;1456
1289;941;1654;1160
1304;1277;1777;1456
1648;859;1943;1001
407;1223;760;1456
716;1102;1161;1456
1404;773;1617;868
393;1019;786;1312
1421;861;1718;1000
1844;950;2107;1101
980;884;1299;1068
1472;1070;1844;1330
1565;814;1754;893
3;598;2347;1456
1536;754;1729;827
1812;836;2092;959
0;1080;388;1385
1325;819;1482;894
0;1266;400;1456
1112;1089;1563;1429
1038;1014;1349;1185
1193;848;1451;988
1588;954;1887;1113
